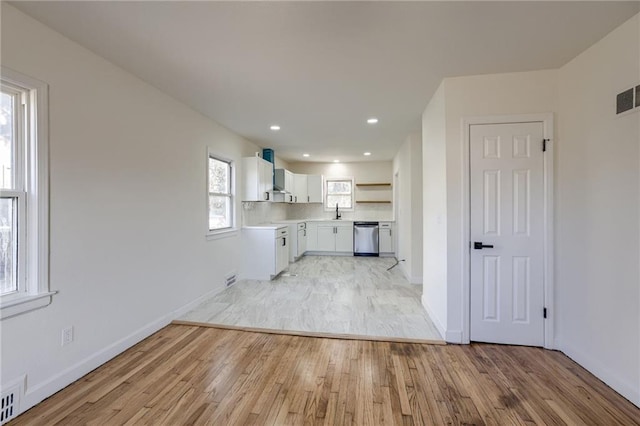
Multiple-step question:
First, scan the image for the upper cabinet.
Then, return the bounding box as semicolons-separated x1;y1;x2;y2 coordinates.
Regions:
307;175;323;203
242;156;273;201
274;169;294;194
267;169;323;204
293;174;308;204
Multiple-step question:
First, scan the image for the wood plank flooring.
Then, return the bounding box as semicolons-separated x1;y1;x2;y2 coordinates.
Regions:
178;256;443;343
11;324;640;425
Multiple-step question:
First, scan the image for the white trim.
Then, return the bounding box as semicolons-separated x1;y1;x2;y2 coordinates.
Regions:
323;176;355;212
0;67;50;319
11;284;224;419
205;228;239;241
206;148;236;234
0;291;56;320
461;113;555;349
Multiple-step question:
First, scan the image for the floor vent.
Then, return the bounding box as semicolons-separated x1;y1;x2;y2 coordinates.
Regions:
225;273;237;287
0;385;20;425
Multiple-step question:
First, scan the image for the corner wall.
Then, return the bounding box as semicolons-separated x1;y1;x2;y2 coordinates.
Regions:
393;133;423;283
0;4;260;415
556;12;639;406
421;82;448;337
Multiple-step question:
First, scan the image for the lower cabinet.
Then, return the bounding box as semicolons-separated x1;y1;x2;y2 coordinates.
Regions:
242;226;289;280
314;222;353;253
379;222;394;254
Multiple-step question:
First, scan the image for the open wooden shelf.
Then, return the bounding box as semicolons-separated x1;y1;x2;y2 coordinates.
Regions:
355;183;392;187
356;200;392;204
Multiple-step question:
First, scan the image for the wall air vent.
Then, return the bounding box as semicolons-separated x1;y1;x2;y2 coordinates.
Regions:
225;272;237;287
616;88;634;114
616;83;640;116
0;384;20;425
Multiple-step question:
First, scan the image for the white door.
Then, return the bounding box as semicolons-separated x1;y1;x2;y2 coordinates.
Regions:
379;227;392;253
317;225;335;251
294;174;308;204
470;122;545;346
335;226;353;252
307;175;323;203
276;235;288;274
297;228;307;257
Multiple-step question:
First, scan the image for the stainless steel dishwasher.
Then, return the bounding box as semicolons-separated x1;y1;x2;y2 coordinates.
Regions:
353;221;379;256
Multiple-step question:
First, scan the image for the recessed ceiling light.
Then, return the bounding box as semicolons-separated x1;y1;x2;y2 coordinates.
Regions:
333;160;340;163
367;118;378;124
270;125;280;131
303;153;310;157
364;152;371;156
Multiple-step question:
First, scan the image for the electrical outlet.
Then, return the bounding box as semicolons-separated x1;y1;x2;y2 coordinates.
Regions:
61;326;74;346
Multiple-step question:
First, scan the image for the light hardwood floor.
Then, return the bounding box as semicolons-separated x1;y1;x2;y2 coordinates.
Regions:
177;256;442;343
11;325;640;425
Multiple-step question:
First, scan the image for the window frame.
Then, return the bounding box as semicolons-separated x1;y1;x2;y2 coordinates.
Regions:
324;177;355;212
206;149;237;240
0;67;53;320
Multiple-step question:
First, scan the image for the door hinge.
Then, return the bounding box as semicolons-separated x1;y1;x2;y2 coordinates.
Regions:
543;307;547;319
542;139;550;152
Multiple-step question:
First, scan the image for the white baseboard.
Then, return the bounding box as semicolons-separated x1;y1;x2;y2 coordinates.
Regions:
14;285;224;418
558;339;640;407
421;294;446;340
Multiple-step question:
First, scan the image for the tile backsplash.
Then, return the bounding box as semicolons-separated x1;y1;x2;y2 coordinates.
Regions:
241;202;287;226
242;201;393;225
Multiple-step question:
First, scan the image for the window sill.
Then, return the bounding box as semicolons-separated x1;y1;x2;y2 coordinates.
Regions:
206;227;239;241
0;291;57;320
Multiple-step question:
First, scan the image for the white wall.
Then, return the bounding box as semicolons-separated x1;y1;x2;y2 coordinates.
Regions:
0;4;261;414
556;13;640;406
287;161;393;221
421;82;448;337
442;70;558;342
392;133;423;283
421;12;640;406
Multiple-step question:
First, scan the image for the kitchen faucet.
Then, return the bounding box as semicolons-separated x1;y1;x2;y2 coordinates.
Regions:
335;203;341;220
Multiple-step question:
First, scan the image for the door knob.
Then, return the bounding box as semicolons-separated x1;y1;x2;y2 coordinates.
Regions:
474;242;494;250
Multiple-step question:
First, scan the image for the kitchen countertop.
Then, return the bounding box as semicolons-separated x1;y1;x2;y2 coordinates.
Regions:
242;224;288;230
272;219;394;223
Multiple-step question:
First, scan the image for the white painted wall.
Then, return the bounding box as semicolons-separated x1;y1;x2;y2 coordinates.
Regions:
442;70;558;342
287;161;393;221
421;82;448;337
421;12;640;406
0;4;261;414
392;133;423;283
556;13;640;406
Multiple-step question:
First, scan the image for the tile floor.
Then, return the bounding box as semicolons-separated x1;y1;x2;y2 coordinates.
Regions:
177;255;443;343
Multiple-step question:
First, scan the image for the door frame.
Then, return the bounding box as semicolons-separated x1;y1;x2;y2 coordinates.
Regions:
462;113;555;349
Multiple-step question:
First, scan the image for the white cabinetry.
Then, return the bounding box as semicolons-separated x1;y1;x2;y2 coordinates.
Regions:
379;222;394;255
335;225;353;252
306;222;318;251
317;225;335;251
242;225;289;280
275;169;294;193
242;157;273;201
293;174;308;204
296;223;307;258
313;221;353;253
307;175;323;203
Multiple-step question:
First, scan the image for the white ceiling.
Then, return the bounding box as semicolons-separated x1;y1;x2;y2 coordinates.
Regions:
11;1;639;163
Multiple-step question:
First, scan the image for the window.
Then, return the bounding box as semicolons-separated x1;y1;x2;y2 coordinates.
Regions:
0;67;51;319
208;154;234;232
325;178;354;210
